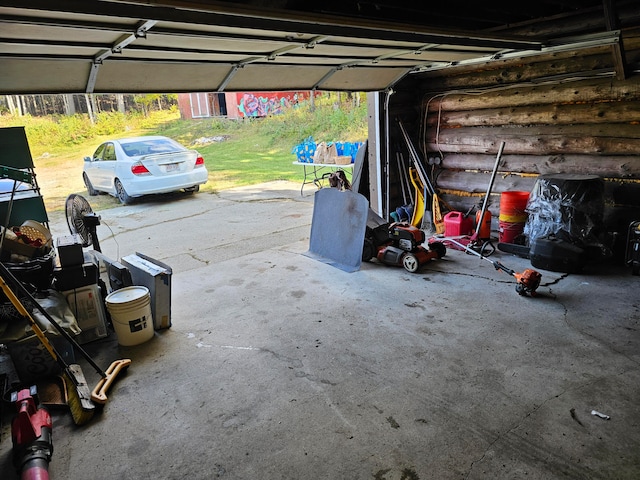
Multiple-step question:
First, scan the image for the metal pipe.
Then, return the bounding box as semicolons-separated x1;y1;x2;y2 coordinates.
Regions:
473;141;505;242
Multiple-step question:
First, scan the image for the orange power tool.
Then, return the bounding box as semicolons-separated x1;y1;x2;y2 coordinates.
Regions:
448;238;541;296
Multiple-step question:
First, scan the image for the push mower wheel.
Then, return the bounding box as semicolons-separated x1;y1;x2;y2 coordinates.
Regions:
402;253;420;273
429;241;447;258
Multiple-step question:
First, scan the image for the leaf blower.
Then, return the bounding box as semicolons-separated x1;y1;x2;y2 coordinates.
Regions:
11;386;53;480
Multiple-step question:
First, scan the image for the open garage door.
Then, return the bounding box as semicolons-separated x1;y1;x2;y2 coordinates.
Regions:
0;0;554;94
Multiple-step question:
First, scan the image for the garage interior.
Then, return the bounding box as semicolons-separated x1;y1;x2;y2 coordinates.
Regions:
1;1;640;479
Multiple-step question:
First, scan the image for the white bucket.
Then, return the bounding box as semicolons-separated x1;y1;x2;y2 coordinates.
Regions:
105;286;154;346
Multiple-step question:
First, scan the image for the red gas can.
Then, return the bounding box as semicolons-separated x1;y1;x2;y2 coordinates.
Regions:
475;210;492;239
444;211;474;237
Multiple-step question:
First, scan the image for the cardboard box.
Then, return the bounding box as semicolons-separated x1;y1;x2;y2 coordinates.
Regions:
121;253;172;330
63;284;109;344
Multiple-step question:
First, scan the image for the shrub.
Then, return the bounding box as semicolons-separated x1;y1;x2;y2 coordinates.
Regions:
95;111;127;135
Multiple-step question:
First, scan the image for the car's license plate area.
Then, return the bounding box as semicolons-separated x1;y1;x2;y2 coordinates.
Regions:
165;163;180;173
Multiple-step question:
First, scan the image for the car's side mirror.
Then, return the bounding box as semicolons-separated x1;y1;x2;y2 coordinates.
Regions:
84;156;92;162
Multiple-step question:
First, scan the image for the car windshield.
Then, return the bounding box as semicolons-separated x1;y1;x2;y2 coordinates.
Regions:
121;138;184;157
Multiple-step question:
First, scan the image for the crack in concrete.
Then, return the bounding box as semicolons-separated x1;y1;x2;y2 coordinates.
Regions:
554;288;640;367
462;284;608;480
464;313;635;480
465;284;638;479
294;370;338;386
186;251;210;264
262;348;304;369
430;269;516;285
464;388;575;480
218;195;307;205
98;204;225;239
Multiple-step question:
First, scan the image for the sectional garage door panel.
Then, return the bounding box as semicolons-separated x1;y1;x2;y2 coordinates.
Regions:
0;1;549;94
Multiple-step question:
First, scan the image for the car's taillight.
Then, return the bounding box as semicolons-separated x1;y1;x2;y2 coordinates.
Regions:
195;155;205;167
131;162;150;175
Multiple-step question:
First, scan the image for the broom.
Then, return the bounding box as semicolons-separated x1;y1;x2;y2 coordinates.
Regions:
0;262;131;405
0;274;95;425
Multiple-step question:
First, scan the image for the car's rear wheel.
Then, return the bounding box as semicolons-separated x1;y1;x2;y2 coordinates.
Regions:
184;185;200;193
114;179;132;205
83;173;97;196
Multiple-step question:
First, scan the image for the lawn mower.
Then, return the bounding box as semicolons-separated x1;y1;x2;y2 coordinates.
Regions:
363;220;446;273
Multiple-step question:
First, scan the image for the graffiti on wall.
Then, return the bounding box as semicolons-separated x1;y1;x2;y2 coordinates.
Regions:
237;91;310;118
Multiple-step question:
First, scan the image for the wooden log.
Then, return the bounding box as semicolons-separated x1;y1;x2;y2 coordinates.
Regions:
439;153;640;178
416;27;640;87
419;49;617;92
423;77;640;112
418;45;640;93
439;193;491;216
425;125;640;155
438;175;640;207
424;100;640;128
435;170;537;194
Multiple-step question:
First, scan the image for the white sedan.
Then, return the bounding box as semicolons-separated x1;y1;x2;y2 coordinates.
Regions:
82;135;209;204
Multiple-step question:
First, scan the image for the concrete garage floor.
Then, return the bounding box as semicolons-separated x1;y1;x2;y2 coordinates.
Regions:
1;181;639;480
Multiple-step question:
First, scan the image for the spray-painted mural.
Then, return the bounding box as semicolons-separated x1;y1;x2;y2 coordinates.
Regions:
236;91;311;118
178;91;318;120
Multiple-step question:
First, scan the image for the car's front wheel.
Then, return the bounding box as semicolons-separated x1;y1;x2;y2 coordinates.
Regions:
83;173;98;196
114;179;132;205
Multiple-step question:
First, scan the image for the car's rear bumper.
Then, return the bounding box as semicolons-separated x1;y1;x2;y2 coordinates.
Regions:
123;169;209;197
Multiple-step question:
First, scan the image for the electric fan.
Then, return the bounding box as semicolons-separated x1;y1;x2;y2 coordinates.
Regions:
65;193;102;252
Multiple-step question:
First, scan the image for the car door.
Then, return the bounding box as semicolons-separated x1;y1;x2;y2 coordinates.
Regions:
84;143;106;190
99;142;118;190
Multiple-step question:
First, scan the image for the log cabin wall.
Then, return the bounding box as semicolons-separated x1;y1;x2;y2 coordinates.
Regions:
386;16;640;260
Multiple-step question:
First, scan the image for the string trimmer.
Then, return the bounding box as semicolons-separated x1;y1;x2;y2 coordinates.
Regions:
448;238;541;296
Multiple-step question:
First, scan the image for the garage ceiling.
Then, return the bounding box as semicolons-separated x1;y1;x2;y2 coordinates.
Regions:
0;0;633;94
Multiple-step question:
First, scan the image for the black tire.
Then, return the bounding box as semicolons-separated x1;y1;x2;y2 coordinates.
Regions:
114;179;132;205
429;241;447;258
83;173;98;196
184;185;200;193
